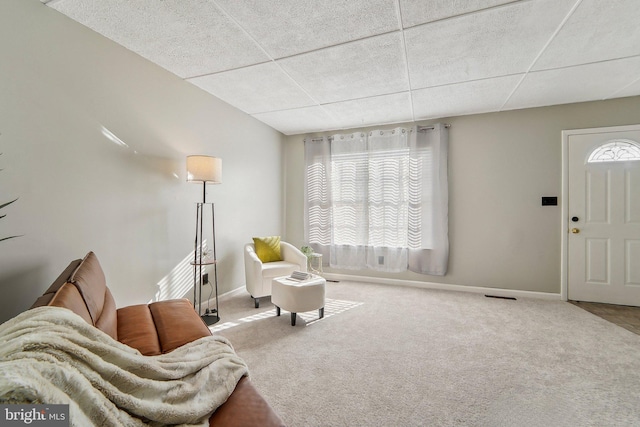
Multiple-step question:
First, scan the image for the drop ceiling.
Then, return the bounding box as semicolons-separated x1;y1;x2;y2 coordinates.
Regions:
42;0;640;135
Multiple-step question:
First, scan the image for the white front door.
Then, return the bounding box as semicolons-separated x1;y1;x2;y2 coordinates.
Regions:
567;126;640;305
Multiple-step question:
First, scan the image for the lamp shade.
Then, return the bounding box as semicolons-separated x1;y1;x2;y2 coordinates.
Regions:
186;155;222;183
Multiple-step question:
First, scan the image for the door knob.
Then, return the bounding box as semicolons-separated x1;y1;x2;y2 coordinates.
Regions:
571;228;580;234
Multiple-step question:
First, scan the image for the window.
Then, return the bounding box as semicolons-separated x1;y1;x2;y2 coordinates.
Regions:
304;124;449;276
588;139;640;163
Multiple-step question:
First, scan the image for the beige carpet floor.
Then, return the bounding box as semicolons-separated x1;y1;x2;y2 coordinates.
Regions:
214;281;640;427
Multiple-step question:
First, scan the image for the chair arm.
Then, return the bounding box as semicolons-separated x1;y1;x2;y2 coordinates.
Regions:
246;248;263;266
280;242;308;272
244;245;264;291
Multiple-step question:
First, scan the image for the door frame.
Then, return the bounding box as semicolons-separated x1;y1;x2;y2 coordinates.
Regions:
561;123;640;302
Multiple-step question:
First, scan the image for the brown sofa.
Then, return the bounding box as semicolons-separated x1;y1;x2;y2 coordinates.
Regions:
30;251;284;427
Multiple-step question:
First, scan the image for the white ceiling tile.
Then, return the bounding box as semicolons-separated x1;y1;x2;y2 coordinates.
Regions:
214;0;399;59
504;57;640;111
405;0;575;88
610;78;640;100
323;92;413;129
252;107;339;135
50;0;269;78
412;75;523;119
400;0;518;28
277;32;409;104
533;0;640;71
188;63;317;114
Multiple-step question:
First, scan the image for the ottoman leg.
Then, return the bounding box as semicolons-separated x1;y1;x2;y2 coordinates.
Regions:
319;307;324;319
291;313;297;326
254;298;260;309
276;306;281;316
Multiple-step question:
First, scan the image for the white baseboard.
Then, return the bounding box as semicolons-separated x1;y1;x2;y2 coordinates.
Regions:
321;273;562;301
200;286;246;310
207;275;562;309
219;286;247;299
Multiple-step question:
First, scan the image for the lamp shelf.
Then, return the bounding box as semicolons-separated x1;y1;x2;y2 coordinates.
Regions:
190;260;217;266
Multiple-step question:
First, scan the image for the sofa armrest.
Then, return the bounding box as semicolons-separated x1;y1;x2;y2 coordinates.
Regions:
31;259;82;309
209;377;284;427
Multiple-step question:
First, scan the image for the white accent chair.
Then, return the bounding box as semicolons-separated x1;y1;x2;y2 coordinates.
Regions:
244;241;308;308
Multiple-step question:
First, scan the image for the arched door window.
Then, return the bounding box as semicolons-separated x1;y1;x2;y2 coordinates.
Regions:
587;139;640;163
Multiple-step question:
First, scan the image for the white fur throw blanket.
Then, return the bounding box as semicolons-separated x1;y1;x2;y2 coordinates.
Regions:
0;306;248;427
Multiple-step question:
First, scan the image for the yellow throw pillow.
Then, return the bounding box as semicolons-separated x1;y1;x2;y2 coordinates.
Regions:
253;236;283;263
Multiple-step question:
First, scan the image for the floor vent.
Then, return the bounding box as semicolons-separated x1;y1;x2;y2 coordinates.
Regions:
485;295;516;300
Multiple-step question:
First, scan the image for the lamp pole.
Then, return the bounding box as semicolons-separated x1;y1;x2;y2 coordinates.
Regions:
187;155;222;325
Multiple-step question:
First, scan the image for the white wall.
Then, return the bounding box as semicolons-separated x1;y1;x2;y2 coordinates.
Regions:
284;96;640;294
0;0;284;322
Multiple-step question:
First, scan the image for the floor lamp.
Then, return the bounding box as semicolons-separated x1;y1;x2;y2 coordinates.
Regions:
187;155;222;325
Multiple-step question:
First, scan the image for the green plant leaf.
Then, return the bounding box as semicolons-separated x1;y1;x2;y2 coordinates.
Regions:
0;152;21;242
0;198;18;210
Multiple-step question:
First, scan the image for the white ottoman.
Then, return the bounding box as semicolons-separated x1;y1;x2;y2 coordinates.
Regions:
272;275;326;326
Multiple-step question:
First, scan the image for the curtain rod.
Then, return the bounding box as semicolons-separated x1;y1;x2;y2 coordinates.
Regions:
418;123;451;132
308;123;451;141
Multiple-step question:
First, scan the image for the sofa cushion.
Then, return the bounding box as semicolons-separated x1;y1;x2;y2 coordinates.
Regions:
117;304;162;356
48;282;93;326
30;259;82;309
149;299;211;353
252;236;282;263
69;252;107;325
95;288;118;340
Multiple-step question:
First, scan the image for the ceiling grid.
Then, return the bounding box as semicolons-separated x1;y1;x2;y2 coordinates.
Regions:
43;0;640;135
499;0;583;111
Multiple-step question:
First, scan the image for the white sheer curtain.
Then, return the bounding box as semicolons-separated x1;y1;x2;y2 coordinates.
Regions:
304;124;449;275
329;132;368;269
304;136;331;262
408;124;449;275
361;128;411;272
